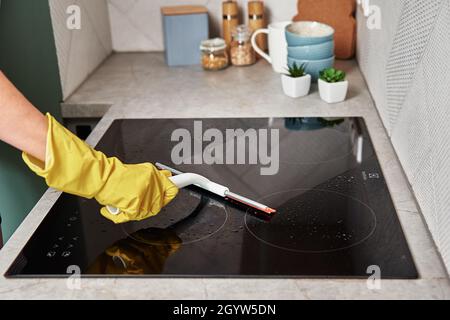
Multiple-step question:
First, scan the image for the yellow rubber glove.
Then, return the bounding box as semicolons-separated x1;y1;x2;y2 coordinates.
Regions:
22;113;179;223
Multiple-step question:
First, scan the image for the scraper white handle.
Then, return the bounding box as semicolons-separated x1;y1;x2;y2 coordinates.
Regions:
169;173;229;196
106;173;229;216
156;162;230;196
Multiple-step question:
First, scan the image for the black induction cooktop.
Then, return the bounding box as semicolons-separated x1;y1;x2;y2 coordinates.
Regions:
6;118;418;278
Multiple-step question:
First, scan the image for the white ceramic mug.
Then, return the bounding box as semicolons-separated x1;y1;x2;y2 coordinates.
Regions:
251;21;291;73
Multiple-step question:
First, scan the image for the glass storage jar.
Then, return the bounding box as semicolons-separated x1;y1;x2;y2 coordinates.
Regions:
200;38;229;71
230;25;256;66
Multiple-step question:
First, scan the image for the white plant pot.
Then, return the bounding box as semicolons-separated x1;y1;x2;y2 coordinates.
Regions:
281;74;311;98
318;78;349;103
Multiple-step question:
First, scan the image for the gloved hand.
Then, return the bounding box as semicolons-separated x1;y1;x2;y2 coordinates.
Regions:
22;113;179;223
87;228;182;275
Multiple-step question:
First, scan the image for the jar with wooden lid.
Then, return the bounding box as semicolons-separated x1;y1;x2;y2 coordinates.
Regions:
200;38;229;71
222;1;239;47
230;25;256;66
248;1;267;54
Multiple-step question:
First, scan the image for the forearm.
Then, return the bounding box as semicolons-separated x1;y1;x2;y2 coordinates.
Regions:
0;71;48;162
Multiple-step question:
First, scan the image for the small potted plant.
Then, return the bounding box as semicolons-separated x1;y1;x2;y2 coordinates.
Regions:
318;68;348;103
281;62;311;98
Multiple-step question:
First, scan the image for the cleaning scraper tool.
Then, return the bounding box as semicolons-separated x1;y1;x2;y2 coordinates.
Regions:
106;163;276;216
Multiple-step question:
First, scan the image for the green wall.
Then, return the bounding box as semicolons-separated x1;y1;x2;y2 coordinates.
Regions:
0;0;62;242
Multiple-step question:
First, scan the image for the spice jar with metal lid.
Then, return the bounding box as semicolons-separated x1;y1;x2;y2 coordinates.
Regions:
200;38;229;71
230;25;256;66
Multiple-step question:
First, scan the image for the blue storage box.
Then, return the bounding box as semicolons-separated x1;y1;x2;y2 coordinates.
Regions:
161;6;209;66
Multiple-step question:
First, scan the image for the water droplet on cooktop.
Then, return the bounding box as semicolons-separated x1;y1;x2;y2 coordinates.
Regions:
245;189;377;253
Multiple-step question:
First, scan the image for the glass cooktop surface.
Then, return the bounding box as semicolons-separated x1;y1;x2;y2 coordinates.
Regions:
6;118;418;278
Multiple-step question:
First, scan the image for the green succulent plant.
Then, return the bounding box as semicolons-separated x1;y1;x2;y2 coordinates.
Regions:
286;62;307;78
319;68;346;83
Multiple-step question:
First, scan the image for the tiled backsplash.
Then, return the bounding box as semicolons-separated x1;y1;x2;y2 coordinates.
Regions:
357;0;450;275
107;0;298;52
49;0;112;99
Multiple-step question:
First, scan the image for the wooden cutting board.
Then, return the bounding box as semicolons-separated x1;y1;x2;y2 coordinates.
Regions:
293;0;357;59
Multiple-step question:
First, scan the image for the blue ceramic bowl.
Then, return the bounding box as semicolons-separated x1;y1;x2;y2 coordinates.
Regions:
285;21;335;46
287;56;335;81
287;41;334;60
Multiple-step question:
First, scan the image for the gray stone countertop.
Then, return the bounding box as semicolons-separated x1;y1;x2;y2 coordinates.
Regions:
0;53;449;299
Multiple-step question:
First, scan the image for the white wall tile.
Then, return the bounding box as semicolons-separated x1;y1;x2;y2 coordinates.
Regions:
357;0;450;273
49;0;113;99
356;0;405;134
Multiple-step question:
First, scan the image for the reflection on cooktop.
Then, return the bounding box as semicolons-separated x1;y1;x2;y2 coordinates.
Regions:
5;118;418;279
121;191;229;245
88;228;181;275
281;118;352;165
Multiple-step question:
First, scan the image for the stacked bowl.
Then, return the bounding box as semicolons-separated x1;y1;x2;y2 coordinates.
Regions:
285;21;335;81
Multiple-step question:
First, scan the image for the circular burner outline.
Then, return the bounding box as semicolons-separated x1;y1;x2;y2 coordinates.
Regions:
244;188;377;253
120;202;229;246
